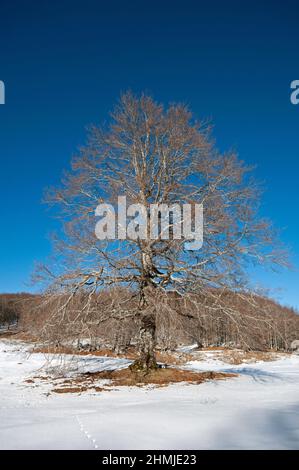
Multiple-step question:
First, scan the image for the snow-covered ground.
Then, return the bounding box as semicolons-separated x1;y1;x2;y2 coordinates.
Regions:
0;339;299;450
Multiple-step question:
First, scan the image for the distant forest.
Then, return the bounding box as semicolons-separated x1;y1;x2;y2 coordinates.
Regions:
1;291;298;352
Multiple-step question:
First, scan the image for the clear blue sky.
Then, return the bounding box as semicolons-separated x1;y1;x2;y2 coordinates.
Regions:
0;0;298;308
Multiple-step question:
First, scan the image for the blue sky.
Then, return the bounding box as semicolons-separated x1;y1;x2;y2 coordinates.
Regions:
0;0;298;308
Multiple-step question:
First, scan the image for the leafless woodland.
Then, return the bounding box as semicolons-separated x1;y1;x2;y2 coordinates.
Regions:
9;290;299;354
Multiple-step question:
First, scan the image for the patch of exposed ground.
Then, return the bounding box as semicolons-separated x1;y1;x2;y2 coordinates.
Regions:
20;343;290;394
0;329;20;339
31;344;138;359
50;367;236;393
30;343;289;366
192;348;290;365
31;344;192;365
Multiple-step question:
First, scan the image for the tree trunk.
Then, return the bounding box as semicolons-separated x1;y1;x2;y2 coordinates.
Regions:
131;312;158;371
131;247;159;371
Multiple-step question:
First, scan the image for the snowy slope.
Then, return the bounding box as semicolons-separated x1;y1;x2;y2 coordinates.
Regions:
0;339;299;450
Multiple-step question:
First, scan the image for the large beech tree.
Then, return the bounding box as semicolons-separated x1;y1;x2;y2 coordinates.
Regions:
38;92;286;370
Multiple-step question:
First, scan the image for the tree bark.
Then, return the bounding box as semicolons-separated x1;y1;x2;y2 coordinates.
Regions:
131;312;158;371
130;246;159;371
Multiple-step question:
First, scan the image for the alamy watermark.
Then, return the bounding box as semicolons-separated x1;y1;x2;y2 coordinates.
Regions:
0;81;5;104
95;197;203;250
290;80;299;105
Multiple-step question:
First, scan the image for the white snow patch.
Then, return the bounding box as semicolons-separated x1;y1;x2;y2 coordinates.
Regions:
0;339;299;449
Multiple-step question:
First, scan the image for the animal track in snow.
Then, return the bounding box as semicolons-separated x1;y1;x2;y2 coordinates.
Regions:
76;415;99;450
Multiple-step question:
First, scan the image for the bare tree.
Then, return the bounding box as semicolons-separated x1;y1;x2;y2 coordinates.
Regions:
36;92;287;370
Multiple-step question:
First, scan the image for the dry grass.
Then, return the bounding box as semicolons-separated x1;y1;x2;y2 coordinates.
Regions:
53;386;89;394
31;345;194;366
30;343;288;368
50;367;236;393
156;351;192;365
0;330;20;339
199;348;289;365
106;368;236;387
31;344;138;359
2;331;38;342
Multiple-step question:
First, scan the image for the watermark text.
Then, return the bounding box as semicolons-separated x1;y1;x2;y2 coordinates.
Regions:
95;197;203;250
